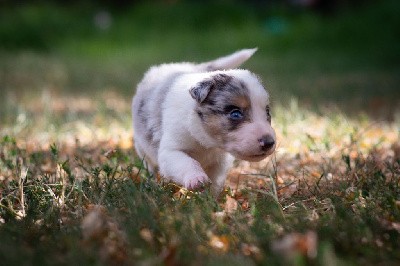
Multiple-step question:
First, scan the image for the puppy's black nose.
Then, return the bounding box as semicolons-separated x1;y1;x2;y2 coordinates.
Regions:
258;135;275;151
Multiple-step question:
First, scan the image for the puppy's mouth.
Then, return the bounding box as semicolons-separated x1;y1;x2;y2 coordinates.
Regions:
235;151;271;162
245;153;268;162
251;153;267;158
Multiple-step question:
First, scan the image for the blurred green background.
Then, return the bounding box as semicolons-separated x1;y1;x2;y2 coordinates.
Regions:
1;0;399;122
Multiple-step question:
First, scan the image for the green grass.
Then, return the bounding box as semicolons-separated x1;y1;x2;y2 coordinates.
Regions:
0;112;399;265
0;94;399;265
0;1;400;265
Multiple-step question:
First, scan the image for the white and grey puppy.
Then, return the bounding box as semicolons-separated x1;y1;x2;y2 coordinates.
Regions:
132;48;276;195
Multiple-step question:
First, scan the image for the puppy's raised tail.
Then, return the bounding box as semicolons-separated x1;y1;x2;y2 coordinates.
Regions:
198;48;257;71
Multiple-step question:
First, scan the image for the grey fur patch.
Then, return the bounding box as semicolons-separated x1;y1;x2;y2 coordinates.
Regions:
206;64;216;71
195;74;252;136
138;99;146;123
190;80;213;103
146;127;155;144
266;105;271;123
144;72;184;147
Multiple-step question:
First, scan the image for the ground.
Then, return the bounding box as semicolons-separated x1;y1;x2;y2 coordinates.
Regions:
0;1;399;265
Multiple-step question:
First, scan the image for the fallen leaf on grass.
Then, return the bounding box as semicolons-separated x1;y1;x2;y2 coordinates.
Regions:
392;222;400;233
81;205;127;265
212;211;227;224
277;176;284;185
241;200;250;211
231;190;252;211
159;238;178;266
140;228;154;244
40;161;55;174
103;149;117;158
379;218;400;233
172;188;189;200
271;231;318;259
224;195;238;213
81;205;109;239
118;137;133;150
241;243;263;261
208;233;230;253
130;173;141;184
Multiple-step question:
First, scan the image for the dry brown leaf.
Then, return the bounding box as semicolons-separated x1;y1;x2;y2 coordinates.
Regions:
271;231;318;259
225;195;238;213
103;149;117;158
81;205;108;241
392;222;400;233
119;137;133;149
277;176;284;185
160;238;178;266
241;243;263;261
172;188;188;200
40;161;55;174
209;234;230;253
241;200;250;211
81;205;127;265
212;211;227;223
140;228;153;244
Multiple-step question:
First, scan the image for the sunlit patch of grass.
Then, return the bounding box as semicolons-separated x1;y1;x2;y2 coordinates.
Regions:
0;93;399;264
0;92;132;152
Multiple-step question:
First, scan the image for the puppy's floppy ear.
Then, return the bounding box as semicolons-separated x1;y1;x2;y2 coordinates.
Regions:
189;80;213;103
190;74;231;103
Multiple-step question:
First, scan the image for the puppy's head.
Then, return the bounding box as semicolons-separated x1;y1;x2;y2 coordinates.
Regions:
190;71;276;162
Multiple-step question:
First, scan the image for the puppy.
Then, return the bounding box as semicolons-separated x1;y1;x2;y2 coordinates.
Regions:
132;48;276;195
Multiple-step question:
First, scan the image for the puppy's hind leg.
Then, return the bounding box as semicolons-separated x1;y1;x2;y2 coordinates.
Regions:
134;142;156;175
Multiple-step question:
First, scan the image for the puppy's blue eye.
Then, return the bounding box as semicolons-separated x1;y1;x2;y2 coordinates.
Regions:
229;110;243;120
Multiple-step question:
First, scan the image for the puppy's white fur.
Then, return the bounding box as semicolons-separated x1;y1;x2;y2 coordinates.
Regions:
132;49;276;195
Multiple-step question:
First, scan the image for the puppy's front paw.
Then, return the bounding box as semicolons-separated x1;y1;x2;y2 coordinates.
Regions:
184;175;211;190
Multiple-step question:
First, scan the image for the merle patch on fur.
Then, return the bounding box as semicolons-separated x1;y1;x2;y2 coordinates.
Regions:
266;105;271;123
144;72;184;147
138;99;146;123
194;74;252;132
